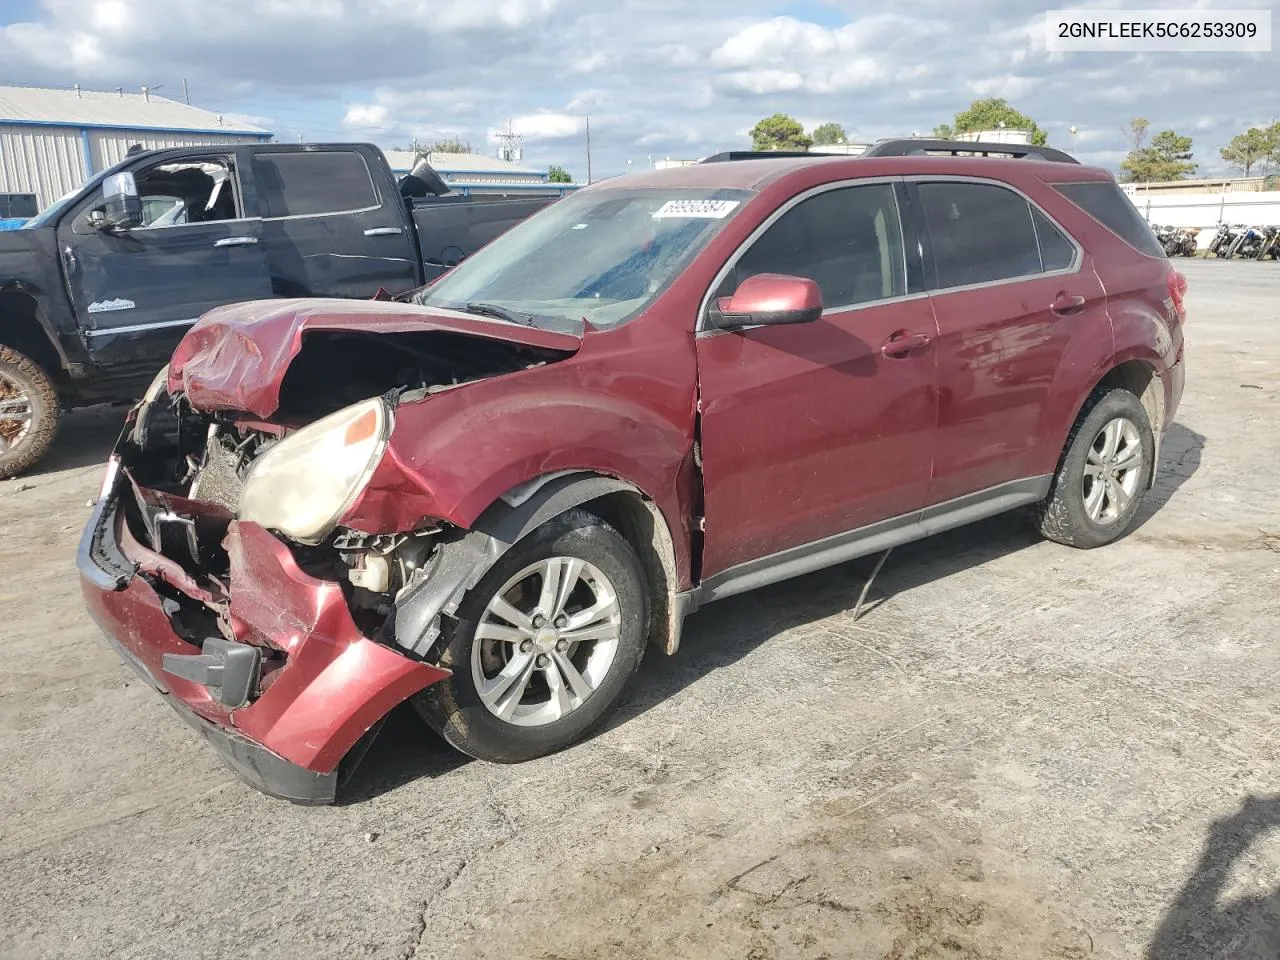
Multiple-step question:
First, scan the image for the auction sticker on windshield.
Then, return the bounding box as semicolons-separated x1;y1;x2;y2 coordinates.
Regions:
652;199;741;219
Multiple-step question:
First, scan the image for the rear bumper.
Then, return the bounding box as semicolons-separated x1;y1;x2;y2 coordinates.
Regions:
78;461;449;804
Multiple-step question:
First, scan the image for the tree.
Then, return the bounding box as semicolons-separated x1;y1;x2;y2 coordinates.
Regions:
428;137;472;154
1220;125;1280;177
547;165;573;183
750;114;812;151
936;98;1048;145
811;122;848;146
1122;117;1150;153
1121;129;1197;182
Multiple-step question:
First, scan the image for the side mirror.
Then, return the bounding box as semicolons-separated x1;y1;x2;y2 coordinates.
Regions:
100;172;142;232
711;273;823;330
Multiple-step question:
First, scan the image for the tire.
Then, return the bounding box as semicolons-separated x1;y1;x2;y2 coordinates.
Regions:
413;508;649;763
0;345;60;480
1035;387;1155;549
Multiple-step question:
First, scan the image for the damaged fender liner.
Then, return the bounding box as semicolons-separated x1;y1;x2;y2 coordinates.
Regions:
395;473;638;655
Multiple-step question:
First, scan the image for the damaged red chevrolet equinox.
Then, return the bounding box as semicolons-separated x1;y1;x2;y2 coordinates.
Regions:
80;140;1186;803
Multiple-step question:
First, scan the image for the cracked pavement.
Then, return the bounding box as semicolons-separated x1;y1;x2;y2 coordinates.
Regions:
2;259;1279;959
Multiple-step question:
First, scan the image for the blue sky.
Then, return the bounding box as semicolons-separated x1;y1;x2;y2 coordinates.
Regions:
1;0;1276;180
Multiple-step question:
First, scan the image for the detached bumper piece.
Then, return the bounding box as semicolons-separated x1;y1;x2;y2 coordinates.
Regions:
163;638;261;709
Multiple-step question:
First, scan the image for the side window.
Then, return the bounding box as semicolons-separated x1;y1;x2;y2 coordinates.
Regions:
1031;207;1075;271
719;183;906;310
253;151;379;217
918;181;1042;288
1;193;38;218
1053;180;1166;258
74;157;242;233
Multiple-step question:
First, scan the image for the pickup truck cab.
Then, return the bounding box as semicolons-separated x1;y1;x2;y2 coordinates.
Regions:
80;139;1185;803
0;142;556;477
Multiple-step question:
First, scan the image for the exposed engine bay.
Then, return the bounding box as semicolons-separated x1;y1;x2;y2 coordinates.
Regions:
120;328;569;648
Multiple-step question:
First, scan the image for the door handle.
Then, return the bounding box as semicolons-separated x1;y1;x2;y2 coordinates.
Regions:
880;331;932;359
363;227;404;237
213;236;259;248
1050;292;1087;316
61;245;77;275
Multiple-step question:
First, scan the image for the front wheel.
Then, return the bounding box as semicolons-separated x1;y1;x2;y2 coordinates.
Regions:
413;509;649;763
0;345;60;480
1035;388;1155;549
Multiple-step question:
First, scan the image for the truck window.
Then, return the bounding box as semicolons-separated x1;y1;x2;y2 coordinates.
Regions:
253;151;379;218
74;157;243;233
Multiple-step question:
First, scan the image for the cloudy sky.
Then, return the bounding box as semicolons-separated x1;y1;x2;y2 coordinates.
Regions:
1;0;1275;180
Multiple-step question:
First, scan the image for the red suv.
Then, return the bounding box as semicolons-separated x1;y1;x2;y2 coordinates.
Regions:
79;140;1186;803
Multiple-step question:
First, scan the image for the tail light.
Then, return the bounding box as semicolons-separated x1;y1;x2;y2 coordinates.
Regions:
1168;269;1188;322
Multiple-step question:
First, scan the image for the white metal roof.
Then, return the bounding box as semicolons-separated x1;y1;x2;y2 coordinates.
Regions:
0;84;270;135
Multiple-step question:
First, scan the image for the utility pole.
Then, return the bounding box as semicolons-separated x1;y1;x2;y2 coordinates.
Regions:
182;78;189;104
585;115;592;185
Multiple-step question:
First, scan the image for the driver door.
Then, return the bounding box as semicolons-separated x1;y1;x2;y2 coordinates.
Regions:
695;180;939;580
58;154;274;367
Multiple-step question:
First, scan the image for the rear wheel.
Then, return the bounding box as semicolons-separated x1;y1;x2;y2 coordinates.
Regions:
1035;388;1154;549
0;345;60;480
413;509;649;763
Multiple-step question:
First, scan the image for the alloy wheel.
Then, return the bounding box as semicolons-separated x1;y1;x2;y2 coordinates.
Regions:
471;556;622;727
1082;416;1143;525
0;371;33;454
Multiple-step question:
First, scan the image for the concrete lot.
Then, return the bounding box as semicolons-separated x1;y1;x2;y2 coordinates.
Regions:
2;259;1278;960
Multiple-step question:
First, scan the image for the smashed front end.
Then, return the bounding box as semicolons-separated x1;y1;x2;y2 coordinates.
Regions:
77;301;581;803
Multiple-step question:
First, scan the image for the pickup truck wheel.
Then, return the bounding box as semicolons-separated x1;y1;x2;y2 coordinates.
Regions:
1035;387;1154;549
0;346;60;481
413;509;648;764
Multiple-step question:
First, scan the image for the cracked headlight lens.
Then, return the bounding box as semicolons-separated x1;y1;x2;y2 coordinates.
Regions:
239;398;389;544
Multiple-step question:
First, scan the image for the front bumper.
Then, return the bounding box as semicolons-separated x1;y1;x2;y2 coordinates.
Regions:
78;460;449;804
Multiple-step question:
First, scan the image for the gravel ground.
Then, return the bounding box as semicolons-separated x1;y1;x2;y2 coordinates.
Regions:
2;258;1278;960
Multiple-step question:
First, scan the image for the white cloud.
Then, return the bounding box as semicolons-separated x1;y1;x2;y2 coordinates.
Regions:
0;0;1272;180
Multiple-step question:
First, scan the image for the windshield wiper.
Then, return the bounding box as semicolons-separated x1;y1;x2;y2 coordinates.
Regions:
464;302;535;326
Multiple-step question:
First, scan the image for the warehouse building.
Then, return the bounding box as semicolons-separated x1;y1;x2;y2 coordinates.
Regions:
382;150;579;197
0;84;272;214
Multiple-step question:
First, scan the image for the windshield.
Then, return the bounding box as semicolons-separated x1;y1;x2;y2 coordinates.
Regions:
414;186;754;330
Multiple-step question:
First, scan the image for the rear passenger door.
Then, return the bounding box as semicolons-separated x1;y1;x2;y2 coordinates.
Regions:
250;147;418;299
913;178;1107;505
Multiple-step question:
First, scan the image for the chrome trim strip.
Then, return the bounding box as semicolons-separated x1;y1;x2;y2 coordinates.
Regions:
85;317;199;337
696;175;908;333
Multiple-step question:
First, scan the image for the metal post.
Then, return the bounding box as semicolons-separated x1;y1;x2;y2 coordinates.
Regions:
585;115;592;185
182;78;190;104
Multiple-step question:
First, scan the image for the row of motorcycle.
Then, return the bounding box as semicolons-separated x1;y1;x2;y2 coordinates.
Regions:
1150;223;1280;260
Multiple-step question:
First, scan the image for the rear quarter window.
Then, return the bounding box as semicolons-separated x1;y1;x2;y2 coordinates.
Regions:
1053;181;1165;258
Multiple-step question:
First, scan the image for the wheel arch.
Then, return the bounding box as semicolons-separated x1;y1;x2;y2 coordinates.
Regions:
0;284;68;382
393;471;690;661
1056;355;1166;489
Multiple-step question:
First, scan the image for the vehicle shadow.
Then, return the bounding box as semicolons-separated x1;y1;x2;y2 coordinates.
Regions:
27;403;126;475
1147;795;1280;960
1132;420;1205;533
337;704;471;804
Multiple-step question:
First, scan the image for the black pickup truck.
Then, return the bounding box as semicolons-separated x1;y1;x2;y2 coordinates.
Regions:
0;142;558;478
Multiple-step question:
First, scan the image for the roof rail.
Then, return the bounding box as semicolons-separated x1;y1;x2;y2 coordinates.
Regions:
698;150;820;163
861;138;1079;164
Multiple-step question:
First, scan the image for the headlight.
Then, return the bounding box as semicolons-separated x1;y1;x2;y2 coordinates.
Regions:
239;398;390;544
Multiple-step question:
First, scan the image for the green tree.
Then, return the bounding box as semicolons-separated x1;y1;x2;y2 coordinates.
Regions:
935;98;1048;146
1121;130;1197;182
811;122;847;146
1220;125;1279;177
1122;117;1150;153
429;137;472;154
547;165;573;183
750;114;812;151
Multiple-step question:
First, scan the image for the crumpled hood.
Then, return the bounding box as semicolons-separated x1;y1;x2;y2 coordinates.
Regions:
168;298;583;418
